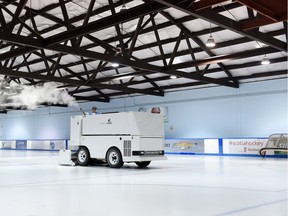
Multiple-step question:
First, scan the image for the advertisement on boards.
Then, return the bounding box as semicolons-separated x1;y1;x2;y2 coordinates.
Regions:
223;138;267;154
16;140;27;149
44;140;65;150
164;139;205;154
0;141;13;149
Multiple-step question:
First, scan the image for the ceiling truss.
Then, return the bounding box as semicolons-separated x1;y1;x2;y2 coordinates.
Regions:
0;0;287;111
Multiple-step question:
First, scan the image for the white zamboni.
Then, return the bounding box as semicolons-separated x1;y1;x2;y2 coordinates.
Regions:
59;111;166;168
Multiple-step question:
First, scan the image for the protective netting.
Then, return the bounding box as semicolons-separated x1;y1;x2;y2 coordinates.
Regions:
265;133;288;149
260;133;288;157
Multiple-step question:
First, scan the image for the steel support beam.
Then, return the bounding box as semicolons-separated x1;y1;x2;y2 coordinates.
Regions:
0;32;238;88
166;46;278;71
153;0;287;52
0;66;164;96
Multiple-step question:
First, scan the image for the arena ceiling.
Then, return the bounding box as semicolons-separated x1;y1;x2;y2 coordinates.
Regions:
0;0;287;112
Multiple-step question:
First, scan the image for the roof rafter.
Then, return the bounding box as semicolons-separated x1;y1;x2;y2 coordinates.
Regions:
0;66;164;97
166;46;278;71
160;10;239;85
153;0;287;52
0;0;286;111
0;31;239;88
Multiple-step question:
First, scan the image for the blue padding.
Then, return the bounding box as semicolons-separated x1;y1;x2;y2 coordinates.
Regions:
165;152;287;158
218;138;223;155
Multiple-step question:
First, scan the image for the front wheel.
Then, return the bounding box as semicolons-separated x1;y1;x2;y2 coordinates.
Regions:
77;147;90;166
135;161;151;168
106;148;123;168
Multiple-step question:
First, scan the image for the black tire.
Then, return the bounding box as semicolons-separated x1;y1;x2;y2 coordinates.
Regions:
135;161;151;168
106;148;123;168
77;147;90;166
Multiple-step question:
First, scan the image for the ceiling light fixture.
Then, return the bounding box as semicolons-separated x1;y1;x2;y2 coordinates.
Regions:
170;75;177;79
111;63;119;67
261;55;270;65
206;23;216;47
114;75;133;81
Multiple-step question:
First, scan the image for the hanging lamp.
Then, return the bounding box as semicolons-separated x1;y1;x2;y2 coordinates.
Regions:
206;23;216;47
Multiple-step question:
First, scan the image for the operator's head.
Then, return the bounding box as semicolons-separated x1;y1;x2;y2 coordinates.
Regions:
92;107;97;113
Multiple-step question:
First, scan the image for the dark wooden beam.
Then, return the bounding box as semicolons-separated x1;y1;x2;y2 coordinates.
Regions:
160;10;238;85
241;15;288;30
193;0;227;11
44;2;167;46
73;95;110;103
237;0;278;21
0;66;164;96
150;13;167;67
153;0;287;52
7;0;28;32
165;46;278;71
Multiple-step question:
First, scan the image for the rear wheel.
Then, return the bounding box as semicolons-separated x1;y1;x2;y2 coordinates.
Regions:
106;148;123;168
77;147;90;166
135;161;151;168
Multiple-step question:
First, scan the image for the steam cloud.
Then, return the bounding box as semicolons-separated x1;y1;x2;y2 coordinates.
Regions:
9;83;77;110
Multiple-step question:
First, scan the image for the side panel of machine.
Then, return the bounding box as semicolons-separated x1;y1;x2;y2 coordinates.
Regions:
131;112;164;137
139;137;164;150
81;135;134;159
82;113;138;136
70;115;83;146
79;135;165;162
